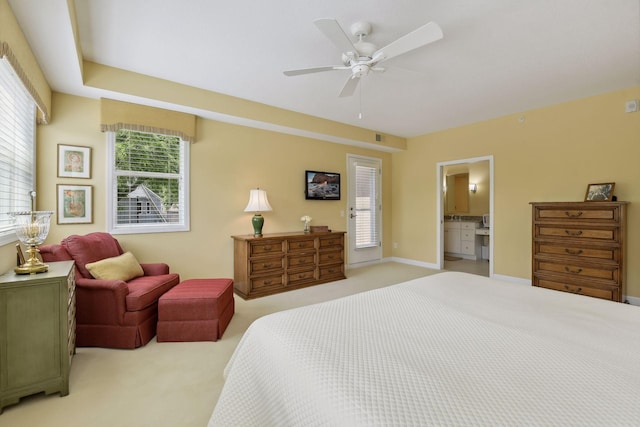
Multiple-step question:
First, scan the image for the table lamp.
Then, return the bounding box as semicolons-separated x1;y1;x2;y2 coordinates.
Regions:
9;191;53;274
244;188;272;237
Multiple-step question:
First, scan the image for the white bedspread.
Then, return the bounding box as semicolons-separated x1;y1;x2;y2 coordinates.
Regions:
209;272;640;426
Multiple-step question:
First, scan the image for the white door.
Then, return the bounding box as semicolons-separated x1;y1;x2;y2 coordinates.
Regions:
347;155;382;265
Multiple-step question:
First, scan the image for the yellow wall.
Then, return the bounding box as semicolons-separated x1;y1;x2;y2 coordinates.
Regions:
392;86;640;297
23;92;392;280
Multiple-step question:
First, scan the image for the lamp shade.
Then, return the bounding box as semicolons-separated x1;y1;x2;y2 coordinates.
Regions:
244;189;272;212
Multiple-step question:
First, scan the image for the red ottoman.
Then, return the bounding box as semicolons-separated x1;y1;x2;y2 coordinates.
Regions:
157;278;234;342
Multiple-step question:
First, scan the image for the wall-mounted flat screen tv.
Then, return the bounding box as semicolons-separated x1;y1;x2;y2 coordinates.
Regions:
305;170;341;200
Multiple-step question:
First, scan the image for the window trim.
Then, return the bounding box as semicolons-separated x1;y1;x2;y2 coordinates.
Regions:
106;131;190;235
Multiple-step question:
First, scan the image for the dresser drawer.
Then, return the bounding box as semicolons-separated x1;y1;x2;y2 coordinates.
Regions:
319;249;343;265
287;238;315;252
535;225;618;242
287;253;316;269
534;205;620;223
534;259;619;283
534;277;617;301
319;235;343;249
319;264;344;280
250;274;284;291
249;240;283;256
249;257;284;274
286;267;316;286
535;242;619;262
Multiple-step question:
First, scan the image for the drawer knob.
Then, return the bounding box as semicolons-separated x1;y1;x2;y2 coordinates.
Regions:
264;280;272;285
264;245;272;250
565;248;583;255
564;230;583;236
263;263;272;268
564;266;583;274
328;255;334;259
564;211;583;218
563;285;582;293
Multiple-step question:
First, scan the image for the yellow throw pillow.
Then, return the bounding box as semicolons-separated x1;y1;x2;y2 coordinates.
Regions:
85;251;144;281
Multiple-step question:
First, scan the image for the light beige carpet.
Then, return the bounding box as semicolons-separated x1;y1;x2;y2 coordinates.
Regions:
1;262;438;427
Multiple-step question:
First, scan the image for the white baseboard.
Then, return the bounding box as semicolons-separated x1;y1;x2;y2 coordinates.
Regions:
390;257;440;270
624;295;640;306
346;258;388;270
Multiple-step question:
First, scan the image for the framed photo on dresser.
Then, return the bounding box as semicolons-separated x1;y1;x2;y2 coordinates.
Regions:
584;182;615;201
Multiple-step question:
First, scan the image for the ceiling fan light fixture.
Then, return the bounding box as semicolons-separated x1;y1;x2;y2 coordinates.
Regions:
351;63;370;78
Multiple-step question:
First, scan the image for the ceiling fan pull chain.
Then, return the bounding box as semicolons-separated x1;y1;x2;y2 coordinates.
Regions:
358;80;363;119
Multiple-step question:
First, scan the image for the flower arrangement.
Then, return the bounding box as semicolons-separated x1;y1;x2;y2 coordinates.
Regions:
300;215;312;233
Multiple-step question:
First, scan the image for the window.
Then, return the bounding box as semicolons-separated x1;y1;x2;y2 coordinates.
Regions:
107;129;189;234
0;57;36;245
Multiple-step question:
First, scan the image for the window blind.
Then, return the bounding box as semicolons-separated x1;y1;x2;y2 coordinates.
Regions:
354;163;380;248
0;56;36;244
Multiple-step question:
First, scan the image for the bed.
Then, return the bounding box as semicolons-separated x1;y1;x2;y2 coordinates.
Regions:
208;272;640;426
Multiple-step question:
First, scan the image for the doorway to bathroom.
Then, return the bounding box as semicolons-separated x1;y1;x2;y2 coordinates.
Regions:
437;156;494;277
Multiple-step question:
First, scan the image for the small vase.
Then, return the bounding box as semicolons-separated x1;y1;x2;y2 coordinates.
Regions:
304;222;310;233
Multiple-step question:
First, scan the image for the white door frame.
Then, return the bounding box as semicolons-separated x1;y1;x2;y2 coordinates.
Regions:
347;153;382;266
436;155;494;277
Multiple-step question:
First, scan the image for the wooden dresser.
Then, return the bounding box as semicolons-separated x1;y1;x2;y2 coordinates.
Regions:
531;201;628;302
232;231;346;299
0;261;76;413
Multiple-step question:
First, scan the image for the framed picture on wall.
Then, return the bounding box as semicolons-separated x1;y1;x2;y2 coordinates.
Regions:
584;182;615;202
57;144;91;178
57;184;93;224
305;170;341;200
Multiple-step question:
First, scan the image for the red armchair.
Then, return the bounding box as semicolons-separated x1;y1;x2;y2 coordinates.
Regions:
40;232;180;349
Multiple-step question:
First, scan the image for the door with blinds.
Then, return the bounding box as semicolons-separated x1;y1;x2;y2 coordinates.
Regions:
347;155;382;265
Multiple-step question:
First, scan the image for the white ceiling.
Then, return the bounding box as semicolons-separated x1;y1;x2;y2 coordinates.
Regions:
8;0;640;138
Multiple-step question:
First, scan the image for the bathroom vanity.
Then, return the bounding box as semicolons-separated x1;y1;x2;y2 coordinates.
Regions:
444;219;482;260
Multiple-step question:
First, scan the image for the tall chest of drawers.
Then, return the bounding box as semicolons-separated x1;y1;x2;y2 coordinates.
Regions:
0;261;76;413
232;231;346;299
531;201;628;302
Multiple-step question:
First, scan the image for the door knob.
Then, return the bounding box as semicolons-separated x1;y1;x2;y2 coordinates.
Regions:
350;213;357;219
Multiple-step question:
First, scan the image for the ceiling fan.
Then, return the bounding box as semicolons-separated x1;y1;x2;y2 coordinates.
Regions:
284;18;443;97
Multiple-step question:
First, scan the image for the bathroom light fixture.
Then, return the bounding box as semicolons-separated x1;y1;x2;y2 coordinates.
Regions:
469;183;477;193
244;188;272;237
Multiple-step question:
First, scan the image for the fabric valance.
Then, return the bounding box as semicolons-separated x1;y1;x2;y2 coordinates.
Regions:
100;98;196;143
0;41;50;124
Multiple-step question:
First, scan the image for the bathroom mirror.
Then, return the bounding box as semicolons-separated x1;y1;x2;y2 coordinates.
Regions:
445;173;469;213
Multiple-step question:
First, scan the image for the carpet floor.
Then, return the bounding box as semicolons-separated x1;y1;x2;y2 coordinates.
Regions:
1;262;438;427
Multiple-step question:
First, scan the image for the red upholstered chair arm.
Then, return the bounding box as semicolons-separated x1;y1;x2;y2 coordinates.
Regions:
75;277;130;325
40;244;73;262
140;263;170;276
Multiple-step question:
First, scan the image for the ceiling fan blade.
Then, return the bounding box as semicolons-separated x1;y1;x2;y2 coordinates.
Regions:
374;21;443;62
283;66;346;76
339;75;360;98
313;18;357;54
